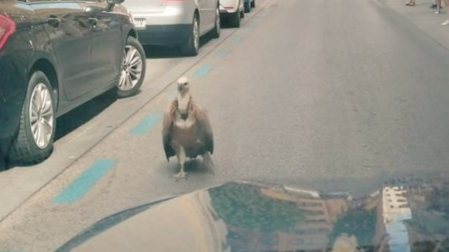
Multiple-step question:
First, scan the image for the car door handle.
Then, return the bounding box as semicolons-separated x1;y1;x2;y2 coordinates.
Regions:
47;17;61;27
88;17;98;26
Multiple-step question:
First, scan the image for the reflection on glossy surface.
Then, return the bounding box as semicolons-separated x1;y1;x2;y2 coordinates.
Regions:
58;176;449;252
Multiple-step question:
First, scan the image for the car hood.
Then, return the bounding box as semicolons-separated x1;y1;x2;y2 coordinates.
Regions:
56;177;449;252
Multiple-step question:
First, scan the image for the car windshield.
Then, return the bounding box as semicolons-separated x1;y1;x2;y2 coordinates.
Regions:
1;0;449;251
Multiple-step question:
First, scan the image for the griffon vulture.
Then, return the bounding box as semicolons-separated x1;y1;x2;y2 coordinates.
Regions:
162;77;214;180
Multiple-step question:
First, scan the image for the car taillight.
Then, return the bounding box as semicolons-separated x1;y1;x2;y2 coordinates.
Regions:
0;14;15;51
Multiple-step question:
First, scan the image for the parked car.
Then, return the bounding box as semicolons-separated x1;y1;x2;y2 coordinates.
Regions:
244;0;256;13
123;0;220;56
0;0;146;165
220;0;245;28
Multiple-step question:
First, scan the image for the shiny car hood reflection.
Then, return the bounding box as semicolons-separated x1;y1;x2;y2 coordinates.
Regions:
56;177;449;252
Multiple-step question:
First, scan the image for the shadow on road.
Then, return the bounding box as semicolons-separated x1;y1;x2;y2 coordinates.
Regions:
0;149;6;171
143;34;215;59
164;159;215;178
55;89;117;141
144;45;182;59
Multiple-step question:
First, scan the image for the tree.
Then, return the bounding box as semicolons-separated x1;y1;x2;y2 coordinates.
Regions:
209;182;305;234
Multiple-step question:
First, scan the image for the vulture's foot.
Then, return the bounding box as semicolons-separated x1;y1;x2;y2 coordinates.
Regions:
172;171;187;181
203;153;215;168
203;153;215;174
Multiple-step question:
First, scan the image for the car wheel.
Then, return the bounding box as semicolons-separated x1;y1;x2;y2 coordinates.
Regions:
229;9;241;27
9;71;56;164
117;36;146;98
251;0;256;8
210;7;220;38
240;8;245;18
244;1;251;13
180;14;200;56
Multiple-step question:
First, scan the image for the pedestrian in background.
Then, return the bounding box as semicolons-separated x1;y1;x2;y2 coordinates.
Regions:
442;0;449;24
435;0;442;13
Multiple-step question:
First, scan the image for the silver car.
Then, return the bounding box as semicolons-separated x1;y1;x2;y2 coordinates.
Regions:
219;0;245;28
123;0;220;56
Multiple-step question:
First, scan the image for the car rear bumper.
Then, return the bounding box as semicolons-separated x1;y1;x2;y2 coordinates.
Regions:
137;24;191;46
0;51;27;142
220;6;240;15
220;0;241;13
128;4;193;26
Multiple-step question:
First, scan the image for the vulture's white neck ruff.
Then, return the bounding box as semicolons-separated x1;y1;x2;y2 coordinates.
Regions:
177;91;190;115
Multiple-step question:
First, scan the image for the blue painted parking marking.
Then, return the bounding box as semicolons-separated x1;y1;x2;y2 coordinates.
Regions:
53;159;116;204
244;27;252;32
129;113;162;135
216;48;231;58
192;65;214;78
232;36;243;44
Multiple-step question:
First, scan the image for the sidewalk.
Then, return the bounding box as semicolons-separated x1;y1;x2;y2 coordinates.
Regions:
381;0;449;51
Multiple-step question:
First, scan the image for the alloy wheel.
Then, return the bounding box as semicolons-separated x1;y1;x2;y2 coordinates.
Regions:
29;83;54;149
119;45;143;91
193;18;199;52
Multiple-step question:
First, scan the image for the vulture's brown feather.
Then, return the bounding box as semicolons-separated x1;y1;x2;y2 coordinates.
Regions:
162;99;178;161
191;100;214;154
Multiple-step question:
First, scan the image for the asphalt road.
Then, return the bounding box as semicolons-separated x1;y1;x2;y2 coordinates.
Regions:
2;0;449;250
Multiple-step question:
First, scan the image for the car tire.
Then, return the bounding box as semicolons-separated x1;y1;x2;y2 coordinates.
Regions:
9;71;56;165
240;8;245;18
210;7;220;38
251;0;256;8
229;9;241;27
117;36;146;98
244;1;251;13
180;14;200;56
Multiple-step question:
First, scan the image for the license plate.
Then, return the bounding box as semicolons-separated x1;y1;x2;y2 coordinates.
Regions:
134;18;146;29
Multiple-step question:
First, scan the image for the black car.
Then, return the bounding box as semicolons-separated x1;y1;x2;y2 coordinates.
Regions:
56;177;449;252
0;0;146;164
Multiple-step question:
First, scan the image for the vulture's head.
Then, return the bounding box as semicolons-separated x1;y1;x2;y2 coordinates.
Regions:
177;77;190;94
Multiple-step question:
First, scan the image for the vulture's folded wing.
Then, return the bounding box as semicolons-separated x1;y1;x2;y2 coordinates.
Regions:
192;102;214;154
162;99;177;160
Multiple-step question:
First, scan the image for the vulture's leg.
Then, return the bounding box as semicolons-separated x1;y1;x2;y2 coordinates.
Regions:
172;143;187;180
